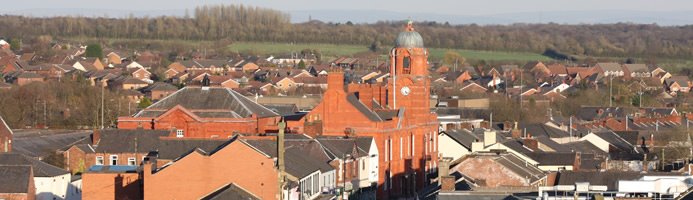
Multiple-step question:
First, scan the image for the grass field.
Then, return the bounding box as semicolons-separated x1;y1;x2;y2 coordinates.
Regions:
228;42;552;62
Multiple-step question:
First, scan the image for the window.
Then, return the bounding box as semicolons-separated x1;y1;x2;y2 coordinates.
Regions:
127;157;136;166
176;129;184;138
411;135;415;157
109;155;118;165
403;56;411;73
96;156;104;165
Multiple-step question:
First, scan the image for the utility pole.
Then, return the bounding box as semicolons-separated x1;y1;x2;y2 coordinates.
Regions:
609;76;613;107
101;86;104;129
639;87;643;108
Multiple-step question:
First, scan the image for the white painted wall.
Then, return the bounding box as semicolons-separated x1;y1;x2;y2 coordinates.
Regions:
579;133;611;152
35;173;71;200
438;133;469;161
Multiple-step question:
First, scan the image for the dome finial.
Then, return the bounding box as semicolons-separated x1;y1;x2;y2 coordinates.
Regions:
406;18;414;31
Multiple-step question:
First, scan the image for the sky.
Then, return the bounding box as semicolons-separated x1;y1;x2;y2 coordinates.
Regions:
3;0;692;15
3;0;693;25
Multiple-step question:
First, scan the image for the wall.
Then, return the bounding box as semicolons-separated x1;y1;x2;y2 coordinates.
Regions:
82;173;140;200
438;133;469;161
35;174;71;200
143;141;279;200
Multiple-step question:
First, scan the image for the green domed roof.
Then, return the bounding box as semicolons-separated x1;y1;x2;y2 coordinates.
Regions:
395;31;424;48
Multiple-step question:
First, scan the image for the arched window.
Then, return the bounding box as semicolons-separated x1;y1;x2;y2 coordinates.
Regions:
403;56;411;74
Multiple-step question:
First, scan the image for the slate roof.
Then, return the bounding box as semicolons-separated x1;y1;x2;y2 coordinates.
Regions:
576;106;624;121
0;165;32;193
0;153;69;177
518;123;570;138
11;130;90;158
623;64;648;73
316;137;369;160
94;129;228;160
140;82;178;92
136;87;279;118
261;104;299;116
200;183;261;200
441;129;479;149
595;62;622;72
346;93;387;121
666;76;690;87
243;139;333;179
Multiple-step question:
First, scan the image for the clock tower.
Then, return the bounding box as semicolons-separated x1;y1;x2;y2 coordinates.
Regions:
389;20;430;120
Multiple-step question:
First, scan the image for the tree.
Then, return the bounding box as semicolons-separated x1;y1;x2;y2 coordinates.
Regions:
297;60;306;69
85;44;103;58
8;38;21;51
442;51;465;66
138;97;152;108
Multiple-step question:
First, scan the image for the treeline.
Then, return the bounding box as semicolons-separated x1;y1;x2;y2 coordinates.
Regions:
1;4;693;59
0;78;130;129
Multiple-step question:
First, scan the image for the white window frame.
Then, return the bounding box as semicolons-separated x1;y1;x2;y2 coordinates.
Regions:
412;135;415;157
96;156;104;165
109;155;118;165
127;157;136;166
176;129;184;138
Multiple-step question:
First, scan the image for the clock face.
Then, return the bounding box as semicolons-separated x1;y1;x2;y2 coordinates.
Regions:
400;86;411;96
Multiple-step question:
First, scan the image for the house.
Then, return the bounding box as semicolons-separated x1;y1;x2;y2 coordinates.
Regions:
593;62;624;77
0;153;71;200
63;129;229;174
0;115;11;152
117;87;281;138
16;72;44;86
164;68;179;79
315;136;379;194
458;82;487;94
125;61;144;69
109;77;150;90
82;165;141;200
168;59;229;73
448;152;549;188
128;67;151;81
142;136;279;200
243;137;338;199
524;61;549;77
0;166;35;200
23;64;71;80
547;63;568;77
438;129;479;161
331;57;359;69
666;76;691;93
622;64;650;79
135;51;160;67
2;60;29;74
106;51;123;64
233;60;260;72
273;77;298;92
579;130;643;160
140;82;178;101
0;39;9;50
73;58;105;71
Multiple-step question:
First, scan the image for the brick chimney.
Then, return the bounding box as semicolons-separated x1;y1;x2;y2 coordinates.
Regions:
92;129;100;145
438;157;453;182
522;138;538;151
327;70;344;91
511;129;522;139
573;152;581;171
440;176;456;192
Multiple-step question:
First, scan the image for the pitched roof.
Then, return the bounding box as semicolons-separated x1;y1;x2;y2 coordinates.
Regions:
261;104;299;116
243;139;333;178
441;129;479;149
316;137;369;160
140;82;178;92
94;129;229;160
0;165;32;193
456;152;546;185
11;130;90;158
595;62;622;72
200;183;261;200
0;153;69;177
136;87;279;118
623;64;648;73
576;106;624;121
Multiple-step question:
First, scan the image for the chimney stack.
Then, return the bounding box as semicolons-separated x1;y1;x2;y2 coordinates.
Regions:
440;176;456;192
438;157;453;182
277;121;286;200
327;70;344;91
92;129;101;145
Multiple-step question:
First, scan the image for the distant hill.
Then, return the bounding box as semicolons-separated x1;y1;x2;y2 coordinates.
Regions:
5;8;693;25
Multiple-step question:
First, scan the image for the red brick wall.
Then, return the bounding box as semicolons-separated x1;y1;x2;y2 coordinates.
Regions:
0;120;11;152
143;141;278;200
83;172;141;200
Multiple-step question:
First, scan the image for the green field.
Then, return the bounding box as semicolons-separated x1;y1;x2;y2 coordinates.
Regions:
228;42;551;62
